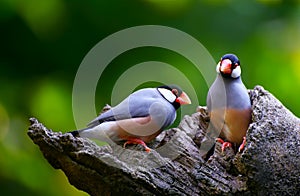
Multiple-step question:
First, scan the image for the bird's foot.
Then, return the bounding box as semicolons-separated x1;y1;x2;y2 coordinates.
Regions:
123;138;151;152
238;136;246;153
216;138;232;152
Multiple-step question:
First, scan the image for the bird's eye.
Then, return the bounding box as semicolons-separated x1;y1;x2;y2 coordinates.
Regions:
233;63;238;69
172;89;179;96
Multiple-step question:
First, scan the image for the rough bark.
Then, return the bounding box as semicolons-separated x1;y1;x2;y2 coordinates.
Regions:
27;86;300;195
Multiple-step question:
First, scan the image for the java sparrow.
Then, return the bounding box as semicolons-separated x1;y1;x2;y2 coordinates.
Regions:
70;85;191;152
206;54;251;152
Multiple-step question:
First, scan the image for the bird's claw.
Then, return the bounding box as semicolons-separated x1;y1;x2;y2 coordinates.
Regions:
123;138;151;152
216;138;232;152
238;136;246;153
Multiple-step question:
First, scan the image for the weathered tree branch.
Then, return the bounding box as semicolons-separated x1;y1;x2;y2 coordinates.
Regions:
27;86;300;195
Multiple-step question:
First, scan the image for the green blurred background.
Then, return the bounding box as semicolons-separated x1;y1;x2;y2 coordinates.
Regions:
1;0;300;195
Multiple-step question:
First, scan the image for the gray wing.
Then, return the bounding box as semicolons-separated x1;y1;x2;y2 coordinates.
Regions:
206;88;212;112
87;88;176;128
206;76;226;112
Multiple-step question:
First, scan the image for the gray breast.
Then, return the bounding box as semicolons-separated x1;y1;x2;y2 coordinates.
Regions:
207;75;251;111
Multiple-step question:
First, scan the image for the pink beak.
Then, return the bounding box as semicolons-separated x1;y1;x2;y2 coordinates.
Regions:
220;59;232;74
176;92;191;105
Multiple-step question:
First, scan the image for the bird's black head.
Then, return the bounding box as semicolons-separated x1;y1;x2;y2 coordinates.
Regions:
217;53;241;79
157;84;191;109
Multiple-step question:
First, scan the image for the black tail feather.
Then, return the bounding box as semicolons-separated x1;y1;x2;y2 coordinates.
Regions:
68;127;91;137
69;130;80;137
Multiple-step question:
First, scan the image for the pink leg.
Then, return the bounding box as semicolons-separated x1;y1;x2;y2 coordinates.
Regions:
123;138;151;152
238;137;246;153
216;138;232;152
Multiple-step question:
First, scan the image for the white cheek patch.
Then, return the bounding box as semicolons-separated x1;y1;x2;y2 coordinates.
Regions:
158;88;176;103
216;62;221;74
231;66;241;78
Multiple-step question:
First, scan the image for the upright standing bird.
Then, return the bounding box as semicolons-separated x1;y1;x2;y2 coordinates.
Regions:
206;54;251;152
70;84;191;152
